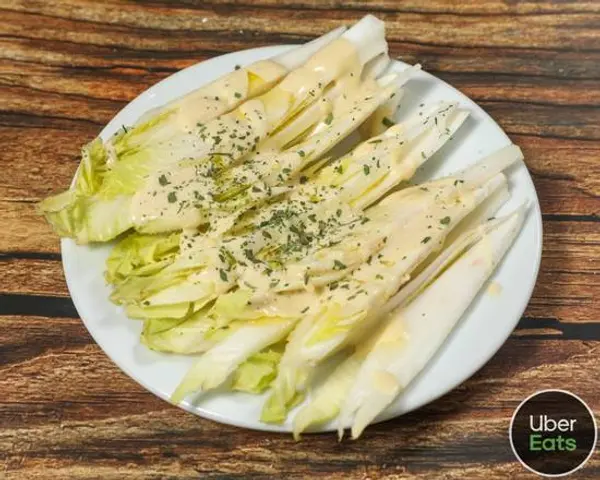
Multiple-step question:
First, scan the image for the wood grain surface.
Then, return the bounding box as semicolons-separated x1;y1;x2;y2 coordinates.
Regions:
1;1;599;478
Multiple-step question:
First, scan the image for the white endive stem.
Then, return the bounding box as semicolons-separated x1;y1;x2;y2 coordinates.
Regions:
262;173;509;423
338;204;528;439
171;318;297;404
292;351;363;440
134;26;347;128
443;178;511;247
362;53;392;80
381;177;511;315
341;15;388;66
291;196;522;439
273;26;347;70
348;102;467;209
457;144;523;187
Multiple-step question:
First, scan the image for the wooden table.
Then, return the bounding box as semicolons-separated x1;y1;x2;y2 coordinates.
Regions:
1;1;598;478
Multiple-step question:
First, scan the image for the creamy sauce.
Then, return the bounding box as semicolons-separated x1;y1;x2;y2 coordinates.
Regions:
169;59;289;127
239;211;390;295
131;99;271;229
132;59;284;134
129;39;459;323
320;183;477;317
248;289;317;318
119;39;387;238
371;370;400;395
262;96;331;151
113;59;293;189
129;37;373;232
139;98;458;306
133;81;392;233
379;311;407;342
247;60;289;89
487;281;503;296
270;38;360;120
284;38;360;97
359;89;401;138
154;159;481;337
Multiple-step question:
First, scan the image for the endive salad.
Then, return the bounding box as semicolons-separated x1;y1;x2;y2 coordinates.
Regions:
41;15;530;438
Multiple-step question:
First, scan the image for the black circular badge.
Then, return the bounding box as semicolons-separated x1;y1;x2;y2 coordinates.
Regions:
510;390;597;477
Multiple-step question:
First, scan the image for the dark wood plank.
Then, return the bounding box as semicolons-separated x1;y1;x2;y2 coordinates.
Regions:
154;0;600;15
0;200;57;253
2;1;600;52
0;257;69;296
116;0;600;15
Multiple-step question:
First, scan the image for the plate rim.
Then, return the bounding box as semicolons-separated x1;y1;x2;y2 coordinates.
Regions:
61;44;543;433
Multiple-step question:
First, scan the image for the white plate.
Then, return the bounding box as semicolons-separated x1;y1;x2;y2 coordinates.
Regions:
62;46;543;433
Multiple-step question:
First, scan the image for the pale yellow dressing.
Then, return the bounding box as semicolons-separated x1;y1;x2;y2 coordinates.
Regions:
371;369;400;395
487;281;502;296
130;38;399;263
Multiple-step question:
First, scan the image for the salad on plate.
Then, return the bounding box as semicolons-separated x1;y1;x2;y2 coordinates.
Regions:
40;15;530;439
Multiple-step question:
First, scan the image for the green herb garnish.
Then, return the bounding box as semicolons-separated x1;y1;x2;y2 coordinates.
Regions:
382;116;394;128
333;260;347;270
158;174;170;186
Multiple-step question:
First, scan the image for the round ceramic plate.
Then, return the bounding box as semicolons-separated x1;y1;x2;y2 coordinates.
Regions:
62;45;543;433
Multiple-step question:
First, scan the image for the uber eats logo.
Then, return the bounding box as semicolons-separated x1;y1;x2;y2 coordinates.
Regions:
510;390;597;477
529;415;577;452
